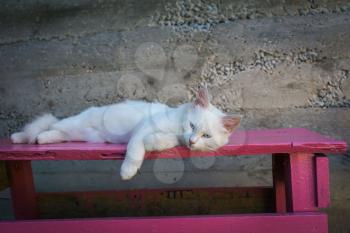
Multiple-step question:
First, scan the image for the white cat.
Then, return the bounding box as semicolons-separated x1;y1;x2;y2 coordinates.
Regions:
11;86;241;180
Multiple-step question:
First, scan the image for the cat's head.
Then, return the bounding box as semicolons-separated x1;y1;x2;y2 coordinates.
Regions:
182;86;241;151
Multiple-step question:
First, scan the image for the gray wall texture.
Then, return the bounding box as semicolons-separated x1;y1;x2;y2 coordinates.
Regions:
0;0;350;232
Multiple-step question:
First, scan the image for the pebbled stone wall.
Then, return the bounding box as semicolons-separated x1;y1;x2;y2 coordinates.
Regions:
0;1;349;231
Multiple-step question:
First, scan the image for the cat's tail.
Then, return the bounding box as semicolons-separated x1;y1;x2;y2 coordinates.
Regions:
11;113;59;144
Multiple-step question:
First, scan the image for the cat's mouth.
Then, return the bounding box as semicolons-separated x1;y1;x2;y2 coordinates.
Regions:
186;144;218;152
186;144;207;151
185;143;196;150
188;145;195;150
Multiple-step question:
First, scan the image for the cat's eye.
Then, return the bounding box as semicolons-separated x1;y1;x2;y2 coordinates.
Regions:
202;133;211;138
190;122;195;130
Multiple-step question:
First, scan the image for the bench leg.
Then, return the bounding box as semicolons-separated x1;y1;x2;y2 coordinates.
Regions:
0;161;9;191
286;153;317;212
272;154;288;213
273;153;322;212
6;161;38;219
315;154;330;208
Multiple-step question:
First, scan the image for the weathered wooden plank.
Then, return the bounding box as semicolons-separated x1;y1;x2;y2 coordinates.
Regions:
0;128;346;161
37;187;273;218
0;213;328;233
0;161;9;191
6;161;38;219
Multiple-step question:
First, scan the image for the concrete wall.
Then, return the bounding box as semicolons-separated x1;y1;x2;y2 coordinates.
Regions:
0;0;350;232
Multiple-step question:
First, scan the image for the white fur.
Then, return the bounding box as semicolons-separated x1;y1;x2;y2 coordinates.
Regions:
37;130;66;144
11;132;28;144
11;96;239;180
11;113;59;144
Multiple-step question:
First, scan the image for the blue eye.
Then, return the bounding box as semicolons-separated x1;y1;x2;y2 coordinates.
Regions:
190;122;195;130
203;133;211;138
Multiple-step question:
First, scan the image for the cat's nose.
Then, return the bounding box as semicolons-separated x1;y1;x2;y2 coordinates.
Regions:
189;135;198;146
189;138;196;145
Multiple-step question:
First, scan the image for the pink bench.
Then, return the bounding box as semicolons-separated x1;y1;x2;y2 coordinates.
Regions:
0;128;347;233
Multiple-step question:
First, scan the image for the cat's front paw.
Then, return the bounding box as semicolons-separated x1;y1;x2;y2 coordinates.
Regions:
120;160;139;180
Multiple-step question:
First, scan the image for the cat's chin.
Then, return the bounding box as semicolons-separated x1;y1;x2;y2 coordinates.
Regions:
186;145;209;151
185;144;196;150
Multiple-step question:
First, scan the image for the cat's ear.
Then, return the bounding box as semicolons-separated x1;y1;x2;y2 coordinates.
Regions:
222;115;241;133
194;85;209;108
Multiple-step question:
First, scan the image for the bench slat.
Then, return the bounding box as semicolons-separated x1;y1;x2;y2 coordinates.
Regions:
37;187;273;218
0;128;346;161
0;213;327;233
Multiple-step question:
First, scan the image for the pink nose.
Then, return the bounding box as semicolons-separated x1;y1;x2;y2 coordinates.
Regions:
189;138;196;145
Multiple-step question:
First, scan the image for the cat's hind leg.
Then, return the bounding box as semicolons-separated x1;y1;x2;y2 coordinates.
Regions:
10;113;59;144
37;130;67;144
11;132;28;144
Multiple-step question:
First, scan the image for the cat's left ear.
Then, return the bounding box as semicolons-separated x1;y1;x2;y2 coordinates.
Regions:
222;115;241;133
194;85;210;108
